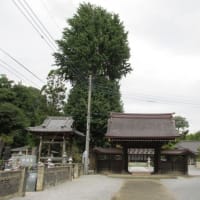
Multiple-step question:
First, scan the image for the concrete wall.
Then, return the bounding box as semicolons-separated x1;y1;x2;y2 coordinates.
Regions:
0;168;26;200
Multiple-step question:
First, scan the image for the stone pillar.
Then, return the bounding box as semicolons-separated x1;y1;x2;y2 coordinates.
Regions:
123;145;128;173
19;167;27;196
36;165;45;191
154;146;161;174
38;136;43;162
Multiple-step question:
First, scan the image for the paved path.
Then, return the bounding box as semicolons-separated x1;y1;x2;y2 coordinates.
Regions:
11;167;200;200
161;177;200;200
12;175;124;200
112;180;175;200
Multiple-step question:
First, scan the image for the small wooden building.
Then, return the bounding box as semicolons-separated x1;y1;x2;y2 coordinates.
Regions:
27;116;84;163
93;147;123;173
175;141;200;164
105;113;179;174
94;147;191;175
160;149;192;175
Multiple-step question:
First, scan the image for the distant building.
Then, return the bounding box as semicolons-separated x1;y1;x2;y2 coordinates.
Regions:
175;141;200;164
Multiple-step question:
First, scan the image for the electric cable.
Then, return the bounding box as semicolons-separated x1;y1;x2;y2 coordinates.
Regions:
0;58;40;88
12;0;56;51
0;48;45;84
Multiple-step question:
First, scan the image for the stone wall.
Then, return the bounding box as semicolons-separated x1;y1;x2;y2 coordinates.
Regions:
44;166;72;189
0;168;26;200
36;164;83;191
72;163;83;178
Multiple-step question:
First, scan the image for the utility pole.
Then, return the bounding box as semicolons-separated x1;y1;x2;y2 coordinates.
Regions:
84;74;92;174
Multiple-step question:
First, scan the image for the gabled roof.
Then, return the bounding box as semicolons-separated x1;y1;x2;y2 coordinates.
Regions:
27;116;84;136
106;113;178;139
175;141;200;154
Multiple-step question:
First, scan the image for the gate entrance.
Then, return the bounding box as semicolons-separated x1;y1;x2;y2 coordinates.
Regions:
105;113;178;174
128;148;154;173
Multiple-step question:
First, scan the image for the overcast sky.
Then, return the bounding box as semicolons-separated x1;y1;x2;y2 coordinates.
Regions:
1;0;200;132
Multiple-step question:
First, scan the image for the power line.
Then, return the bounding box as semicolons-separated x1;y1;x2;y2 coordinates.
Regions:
0;58;40;88
12;0;56;51
92;81;200;108
22;0;57;49
0;48;45;84
40;0;62;32
122;92;200;107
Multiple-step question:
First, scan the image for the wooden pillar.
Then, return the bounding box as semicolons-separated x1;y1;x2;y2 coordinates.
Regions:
123;145;128;172
38;136;43;162
47;143;51;157
69;136;73;157
183;154;188;175
154;146;161;174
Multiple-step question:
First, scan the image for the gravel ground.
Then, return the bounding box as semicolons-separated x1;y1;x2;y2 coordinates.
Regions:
11;175;124;200
161;177;200;200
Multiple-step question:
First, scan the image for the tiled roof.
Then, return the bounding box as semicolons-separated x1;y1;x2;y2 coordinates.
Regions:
106;112;178;139
27;116;84;136
175;141;200;154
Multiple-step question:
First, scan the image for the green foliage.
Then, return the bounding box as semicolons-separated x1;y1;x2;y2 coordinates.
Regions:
0;74;13;88
162;141;176;150
174;115;189;139
71;141;82;162
0;102;28;150
41;70;67;115
54;3;131;83
65;77;123;147
13;84;48;126
0;75;50;151
54;3;130;148
185;131;200;141
174;115;189;132
0;103;28;135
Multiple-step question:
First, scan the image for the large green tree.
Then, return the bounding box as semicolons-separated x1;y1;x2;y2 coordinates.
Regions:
0;75;50;157
54;3;131;147
41;70;66;115
174;115;189;139
54;3;131;83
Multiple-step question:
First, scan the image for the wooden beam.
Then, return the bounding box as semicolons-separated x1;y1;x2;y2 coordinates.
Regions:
42;141;63;144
